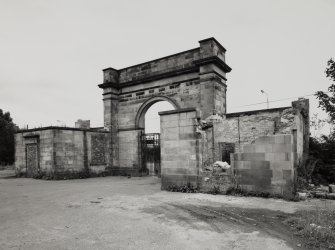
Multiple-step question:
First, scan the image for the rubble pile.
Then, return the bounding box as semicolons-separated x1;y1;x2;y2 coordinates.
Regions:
298;184;335;200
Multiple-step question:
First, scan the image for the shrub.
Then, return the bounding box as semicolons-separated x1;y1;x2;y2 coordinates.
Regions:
208;185;221;195
166;183;198;193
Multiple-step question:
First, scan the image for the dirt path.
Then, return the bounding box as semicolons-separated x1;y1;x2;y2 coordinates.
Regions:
0;174;333;250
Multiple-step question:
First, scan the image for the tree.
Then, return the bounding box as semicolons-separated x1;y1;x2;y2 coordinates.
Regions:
306;59;335;185
0;109;16;165
315;58;335;128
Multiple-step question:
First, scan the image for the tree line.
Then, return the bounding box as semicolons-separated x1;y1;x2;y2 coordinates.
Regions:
0;109;16;166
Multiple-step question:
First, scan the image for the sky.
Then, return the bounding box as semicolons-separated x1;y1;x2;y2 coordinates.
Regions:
1;0;335;132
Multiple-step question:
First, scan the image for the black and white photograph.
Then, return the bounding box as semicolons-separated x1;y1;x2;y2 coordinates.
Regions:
0;0;335;249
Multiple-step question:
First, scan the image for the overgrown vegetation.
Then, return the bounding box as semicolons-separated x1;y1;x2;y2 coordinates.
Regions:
299;58;335;186
208;185;221;195
309;136;335;185
284;207;335;249
166;183;198;193
226;186;300;201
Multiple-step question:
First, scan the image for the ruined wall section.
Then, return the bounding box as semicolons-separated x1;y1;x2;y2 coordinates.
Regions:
203;99;309;195
213;107;290;157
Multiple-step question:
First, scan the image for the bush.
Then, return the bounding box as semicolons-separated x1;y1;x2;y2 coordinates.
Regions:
226;187;271;198
309;136;335;185
167;183;198;193
208;185;221;195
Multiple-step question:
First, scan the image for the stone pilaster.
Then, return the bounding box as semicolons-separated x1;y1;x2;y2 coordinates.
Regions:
195;38;231;119
99;67;120;168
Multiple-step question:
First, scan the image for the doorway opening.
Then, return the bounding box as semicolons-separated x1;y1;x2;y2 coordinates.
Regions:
140;101;175;176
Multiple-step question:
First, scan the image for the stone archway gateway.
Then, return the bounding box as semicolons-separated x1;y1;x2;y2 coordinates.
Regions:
14;37;309;196
98;38;232;176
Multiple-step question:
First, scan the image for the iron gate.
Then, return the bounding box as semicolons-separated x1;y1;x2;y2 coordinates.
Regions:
141;133;161;176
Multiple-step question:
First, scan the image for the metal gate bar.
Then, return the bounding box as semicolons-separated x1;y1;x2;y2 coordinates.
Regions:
141;133;161;176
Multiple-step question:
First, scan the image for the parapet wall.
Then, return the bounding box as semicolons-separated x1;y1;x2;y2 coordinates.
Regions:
118;48;200;84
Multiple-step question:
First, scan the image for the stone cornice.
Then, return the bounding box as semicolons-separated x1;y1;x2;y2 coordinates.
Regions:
194;56;232;73
100;66;199;90
198;37;227;52
98;82;119;89
16;126;109;133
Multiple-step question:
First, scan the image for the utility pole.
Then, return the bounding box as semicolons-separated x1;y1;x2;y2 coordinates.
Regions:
261;90;269;109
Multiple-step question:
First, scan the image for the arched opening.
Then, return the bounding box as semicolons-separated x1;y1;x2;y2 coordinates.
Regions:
135;96;179;130
145;101;175;133
136;97;177;176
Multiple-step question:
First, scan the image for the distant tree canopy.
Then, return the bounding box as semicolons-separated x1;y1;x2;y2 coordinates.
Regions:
315;58;335;126
0;109;16;165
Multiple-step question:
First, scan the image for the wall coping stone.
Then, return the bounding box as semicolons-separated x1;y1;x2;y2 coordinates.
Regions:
226;107;291;118
16;126;109;134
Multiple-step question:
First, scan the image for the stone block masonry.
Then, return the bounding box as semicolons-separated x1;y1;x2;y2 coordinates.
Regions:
99;38;232;177
159;108;200;190
15;127;110;179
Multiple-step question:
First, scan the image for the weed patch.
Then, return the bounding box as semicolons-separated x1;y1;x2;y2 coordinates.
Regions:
226;187;300;201
284;208;335;249
167;183;198;193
